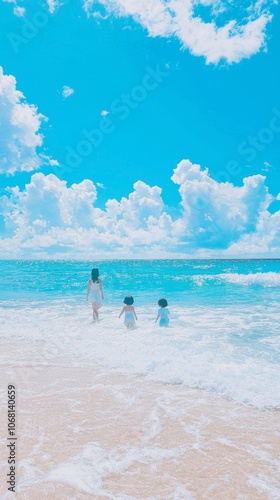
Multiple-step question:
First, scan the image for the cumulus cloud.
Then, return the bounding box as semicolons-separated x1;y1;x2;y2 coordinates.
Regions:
0;162;279;258
0;66;50;175
171;159;272;249
83;0;274;64
2;0;25;16
0;174;174;258
3;174;98;231
4;0;64;16
46;0;60;14
226;210;280;257
49;158;59;166
13;5;25;16
61;85;74;98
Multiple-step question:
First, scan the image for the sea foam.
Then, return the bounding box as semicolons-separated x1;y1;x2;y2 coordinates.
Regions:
1;301;279;409
218;272;280;287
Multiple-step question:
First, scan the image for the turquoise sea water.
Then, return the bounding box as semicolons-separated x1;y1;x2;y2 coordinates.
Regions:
1;258;279;305
1;259;280;408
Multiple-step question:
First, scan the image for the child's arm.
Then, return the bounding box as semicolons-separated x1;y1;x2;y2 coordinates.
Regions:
86;279;91;300
119;307;124;318
99;280;104;300
133;307;137;320
155;314;160;323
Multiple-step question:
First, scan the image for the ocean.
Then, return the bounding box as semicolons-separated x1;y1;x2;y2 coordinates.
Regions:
1;259;280;498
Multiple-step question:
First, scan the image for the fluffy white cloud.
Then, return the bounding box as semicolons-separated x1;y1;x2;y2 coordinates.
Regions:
46;0;60;14
0;162;279;258
0;173;175;257
83;0;274;64
2;0;24;16
61;85;74;98
3;0;273;63
3;174;98;231
0;66;49;175
13;5;25;16
171;159;272;249
226;210;280;257
2;0;58;12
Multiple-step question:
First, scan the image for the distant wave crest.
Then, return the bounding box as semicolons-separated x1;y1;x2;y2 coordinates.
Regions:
218;272;280;287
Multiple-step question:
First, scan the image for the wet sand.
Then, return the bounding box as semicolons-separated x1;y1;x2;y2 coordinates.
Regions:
1;353;280;499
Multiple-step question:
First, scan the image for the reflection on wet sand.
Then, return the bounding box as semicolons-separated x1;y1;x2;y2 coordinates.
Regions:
1;362;279;499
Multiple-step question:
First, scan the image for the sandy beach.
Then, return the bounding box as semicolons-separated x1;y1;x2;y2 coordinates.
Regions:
1;339;280;499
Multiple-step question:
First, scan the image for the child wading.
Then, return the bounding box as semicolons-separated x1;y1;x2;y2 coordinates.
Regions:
119;296;137;328
155;298;170;327
86;268;104;322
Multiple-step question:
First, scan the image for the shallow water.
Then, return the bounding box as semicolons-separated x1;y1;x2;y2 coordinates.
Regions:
1;259;279;408
0;260;280;497
1;301;279;409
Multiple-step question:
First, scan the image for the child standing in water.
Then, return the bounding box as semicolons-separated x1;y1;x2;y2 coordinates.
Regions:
155;298;170;327
86;268;104;321
119;296;137;328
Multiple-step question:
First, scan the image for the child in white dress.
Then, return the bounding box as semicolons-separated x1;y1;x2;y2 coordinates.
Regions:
119;296;137;328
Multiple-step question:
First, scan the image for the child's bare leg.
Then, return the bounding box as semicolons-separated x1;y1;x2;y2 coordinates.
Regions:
91;303;97;321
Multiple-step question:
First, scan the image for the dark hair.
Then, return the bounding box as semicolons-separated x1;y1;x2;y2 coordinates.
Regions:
158;298;168;307
123;295;134;305
91;268;100;282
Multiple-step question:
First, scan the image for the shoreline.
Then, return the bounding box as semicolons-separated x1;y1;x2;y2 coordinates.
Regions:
1;362;280;499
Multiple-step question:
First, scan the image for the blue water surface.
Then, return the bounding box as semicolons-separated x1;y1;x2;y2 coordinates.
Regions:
0;259;279;307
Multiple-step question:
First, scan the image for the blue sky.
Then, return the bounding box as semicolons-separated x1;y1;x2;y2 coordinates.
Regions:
0;0;279;258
